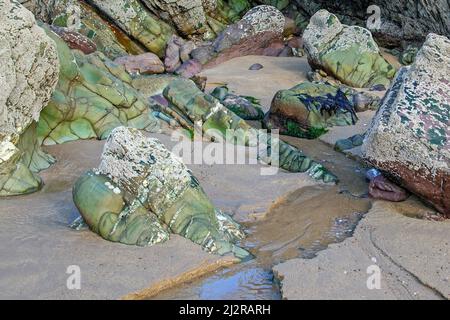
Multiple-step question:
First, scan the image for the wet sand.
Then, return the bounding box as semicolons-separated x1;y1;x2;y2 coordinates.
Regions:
274;199;450;300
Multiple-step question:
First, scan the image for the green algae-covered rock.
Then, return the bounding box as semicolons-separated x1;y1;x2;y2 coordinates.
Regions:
264;82;358;139
362;34;450;216
0;0;59;196
210;86;264;120
163;79;338;183
37;28;160;145
73;126;249;258
89;0;174;57
303;10;396;88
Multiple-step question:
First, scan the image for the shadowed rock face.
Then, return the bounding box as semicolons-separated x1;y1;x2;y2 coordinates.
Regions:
290;0;450;47
73;126;250;259
362;33;450;216
303;10;396;88
0;0;59;196
37;27;160;146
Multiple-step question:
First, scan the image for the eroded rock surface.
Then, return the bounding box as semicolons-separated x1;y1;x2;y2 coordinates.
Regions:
37;28;160;145
362;34;450;216
73;126;249;258
0;0;59;196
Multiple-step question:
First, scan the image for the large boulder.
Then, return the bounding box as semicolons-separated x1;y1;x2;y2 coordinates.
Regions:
264;82;358;139
73;126;249;258
191;5;285;67
0;0;59;196
303;10;396;88
362;33;450;216
37;27;160;145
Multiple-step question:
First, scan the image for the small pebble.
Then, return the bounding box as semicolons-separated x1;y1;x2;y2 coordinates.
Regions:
249;63;263;71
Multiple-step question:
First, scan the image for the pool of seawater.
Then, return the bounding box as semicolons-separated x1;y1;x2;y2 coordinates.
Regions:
150;138;373;300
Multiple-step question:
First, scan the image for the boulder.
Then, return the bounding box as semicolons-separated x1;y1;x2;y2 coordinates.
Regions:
362;34;450;216
191;5;285;67
73;126;249;258
264;82;358;139
0;0;59;196
303;10;396;88
37;27;160;145
114;53;165;75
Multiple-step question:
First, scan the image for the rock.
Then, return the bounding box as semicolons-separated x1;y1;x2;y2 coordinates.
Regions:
87;0;174;57
163;79;338;183
191;5;285;67
362;33;450;216
264;82;358;139
140;0;207;36
164;35;184;73
175;59;203;79
303;10;396;88
334;134;365;152
370;84;387;91
114;53;165;75
180;41;196;62
0;0;59;196
73;126;249;259
49;25;96;54
37;27;160;145
249;63;264;70
352;92;379;112
369;175;409;202
399;46;420;66
32;0;145;60
210;86;264;120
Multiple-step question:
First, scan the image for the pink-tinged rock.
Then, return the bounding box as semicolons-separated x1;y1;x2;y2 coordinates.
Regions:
262;40;286;56
164;35;184;73
114;53;165;75
175;59;202;79
190;5;285;68
49;25;97;54
369;176;409;202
